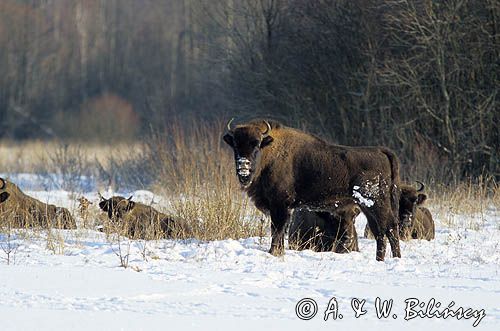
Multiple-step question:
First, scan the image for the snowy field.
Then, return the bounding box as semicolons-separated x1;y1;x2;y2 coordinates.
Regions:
0;174;498;330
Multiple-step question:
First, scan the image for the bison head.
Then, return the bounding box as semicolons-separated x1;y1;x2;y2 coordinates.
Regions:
222;119;274;188
332;204;361;225
113;196;136;219
399;181;427;229
98;194;133;219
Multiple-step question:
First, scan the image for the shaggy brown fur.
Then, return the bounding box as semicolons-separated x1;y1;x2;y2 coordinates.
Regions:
364;183;435;240
223;119;401;261
289;199;360;253
98;195;192;239
0;177;77;229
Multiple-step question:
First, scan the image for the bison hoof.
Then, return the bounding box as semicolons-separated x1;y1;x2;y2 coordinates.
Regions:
268;246;284;257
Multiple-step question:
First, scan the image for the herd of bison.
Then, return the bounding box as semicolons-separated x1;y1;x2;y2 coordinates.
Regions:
0;119;435;261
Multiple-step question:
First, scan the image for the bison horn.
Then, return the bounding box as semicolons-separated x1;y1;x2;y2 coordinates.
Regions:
0;178;5;190
416;181;425;192
98;192;105;201
262;120;271;136
226;118;235;132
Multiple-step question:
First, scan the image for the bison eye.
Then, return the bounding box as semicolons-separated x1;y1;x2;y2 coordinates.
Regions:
250;139;259;147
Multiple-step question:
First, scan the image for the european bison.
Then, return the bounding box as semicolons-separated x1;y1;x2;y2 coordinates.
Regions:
364;182;435;240
98;194;192;239
0;177;76;229
289;199;360;253
223;119;401;261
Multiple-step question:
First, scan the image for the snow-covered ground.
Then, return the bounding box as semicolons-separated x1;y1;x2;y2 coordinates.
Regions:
0;175;498;330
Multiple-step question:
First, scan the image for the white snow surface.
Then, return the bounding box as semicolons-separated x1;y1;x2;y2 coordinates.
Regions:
0;184;499;330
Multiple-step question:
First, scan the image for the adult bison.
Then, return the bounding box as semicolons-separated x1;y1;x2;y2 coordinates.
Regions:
223;119;401;261
0;177;76;229
98;194;192;239
289;199;360;253
364;182;435;240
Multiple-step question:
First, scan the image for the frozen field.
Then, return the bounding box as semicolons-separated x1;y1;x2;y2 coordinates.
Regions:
0;175;498;330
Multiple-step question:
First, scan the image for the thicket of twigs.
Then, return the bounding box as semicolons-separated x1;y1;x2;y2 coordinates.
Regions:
0;0;497;180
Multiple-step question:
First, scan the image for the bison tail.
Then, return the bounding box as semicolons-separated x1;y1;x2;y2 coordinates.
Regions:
380;148;400;183
381;148;401;217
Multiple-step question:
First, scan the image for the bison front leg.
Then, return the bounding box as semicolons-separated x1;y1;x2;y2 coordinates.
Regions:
376;236;387;261
269;207;290;256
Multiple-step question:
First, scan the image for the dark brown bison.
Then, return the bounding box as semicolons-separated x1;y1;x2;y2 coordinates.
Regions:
0;177;77;229
364;182;435;240
289;199;360;253
98;194;192;239
98;194;128;219
223;119;401;261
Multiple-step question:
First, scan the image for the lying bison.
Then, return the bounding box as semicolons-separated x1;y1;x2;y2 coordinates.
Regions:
289;199;360;253
223;119;401;261
364;182;435;240
0;177;76;229
98;194;192;239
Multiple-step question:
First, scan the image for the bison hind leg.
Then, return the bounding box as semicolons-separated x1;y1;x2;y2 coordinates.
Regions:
362;211;387;261
386;227;401;258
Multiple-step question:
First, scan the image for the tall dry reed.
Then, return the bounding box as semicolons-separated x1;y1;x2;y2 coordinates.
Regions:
147;119;265;241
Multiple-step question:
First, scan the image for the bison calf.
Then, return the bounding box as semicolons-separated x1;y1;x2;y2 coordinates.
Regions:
398;183;435;240
289;200;360;253
98;195;192;239
364;182;435;240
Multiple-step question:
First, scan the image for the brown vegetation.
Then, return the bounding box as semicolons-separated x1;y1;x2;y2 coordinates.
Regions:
146;119;264;241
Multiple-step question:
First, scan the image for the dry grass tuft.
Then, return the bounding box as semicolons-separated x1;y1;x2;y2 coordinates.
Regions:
428;175;499;230
147;119;265;241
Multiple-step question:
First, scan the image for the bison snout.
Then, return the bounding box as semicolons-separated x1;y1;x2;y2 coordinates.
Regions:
236;158;252;176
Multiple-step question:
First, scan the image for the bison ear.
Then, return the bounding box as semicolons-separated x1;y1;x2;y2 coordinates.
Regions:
0;191;10;203
417;193;427;205
260;135;274;148
223;133;234;147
